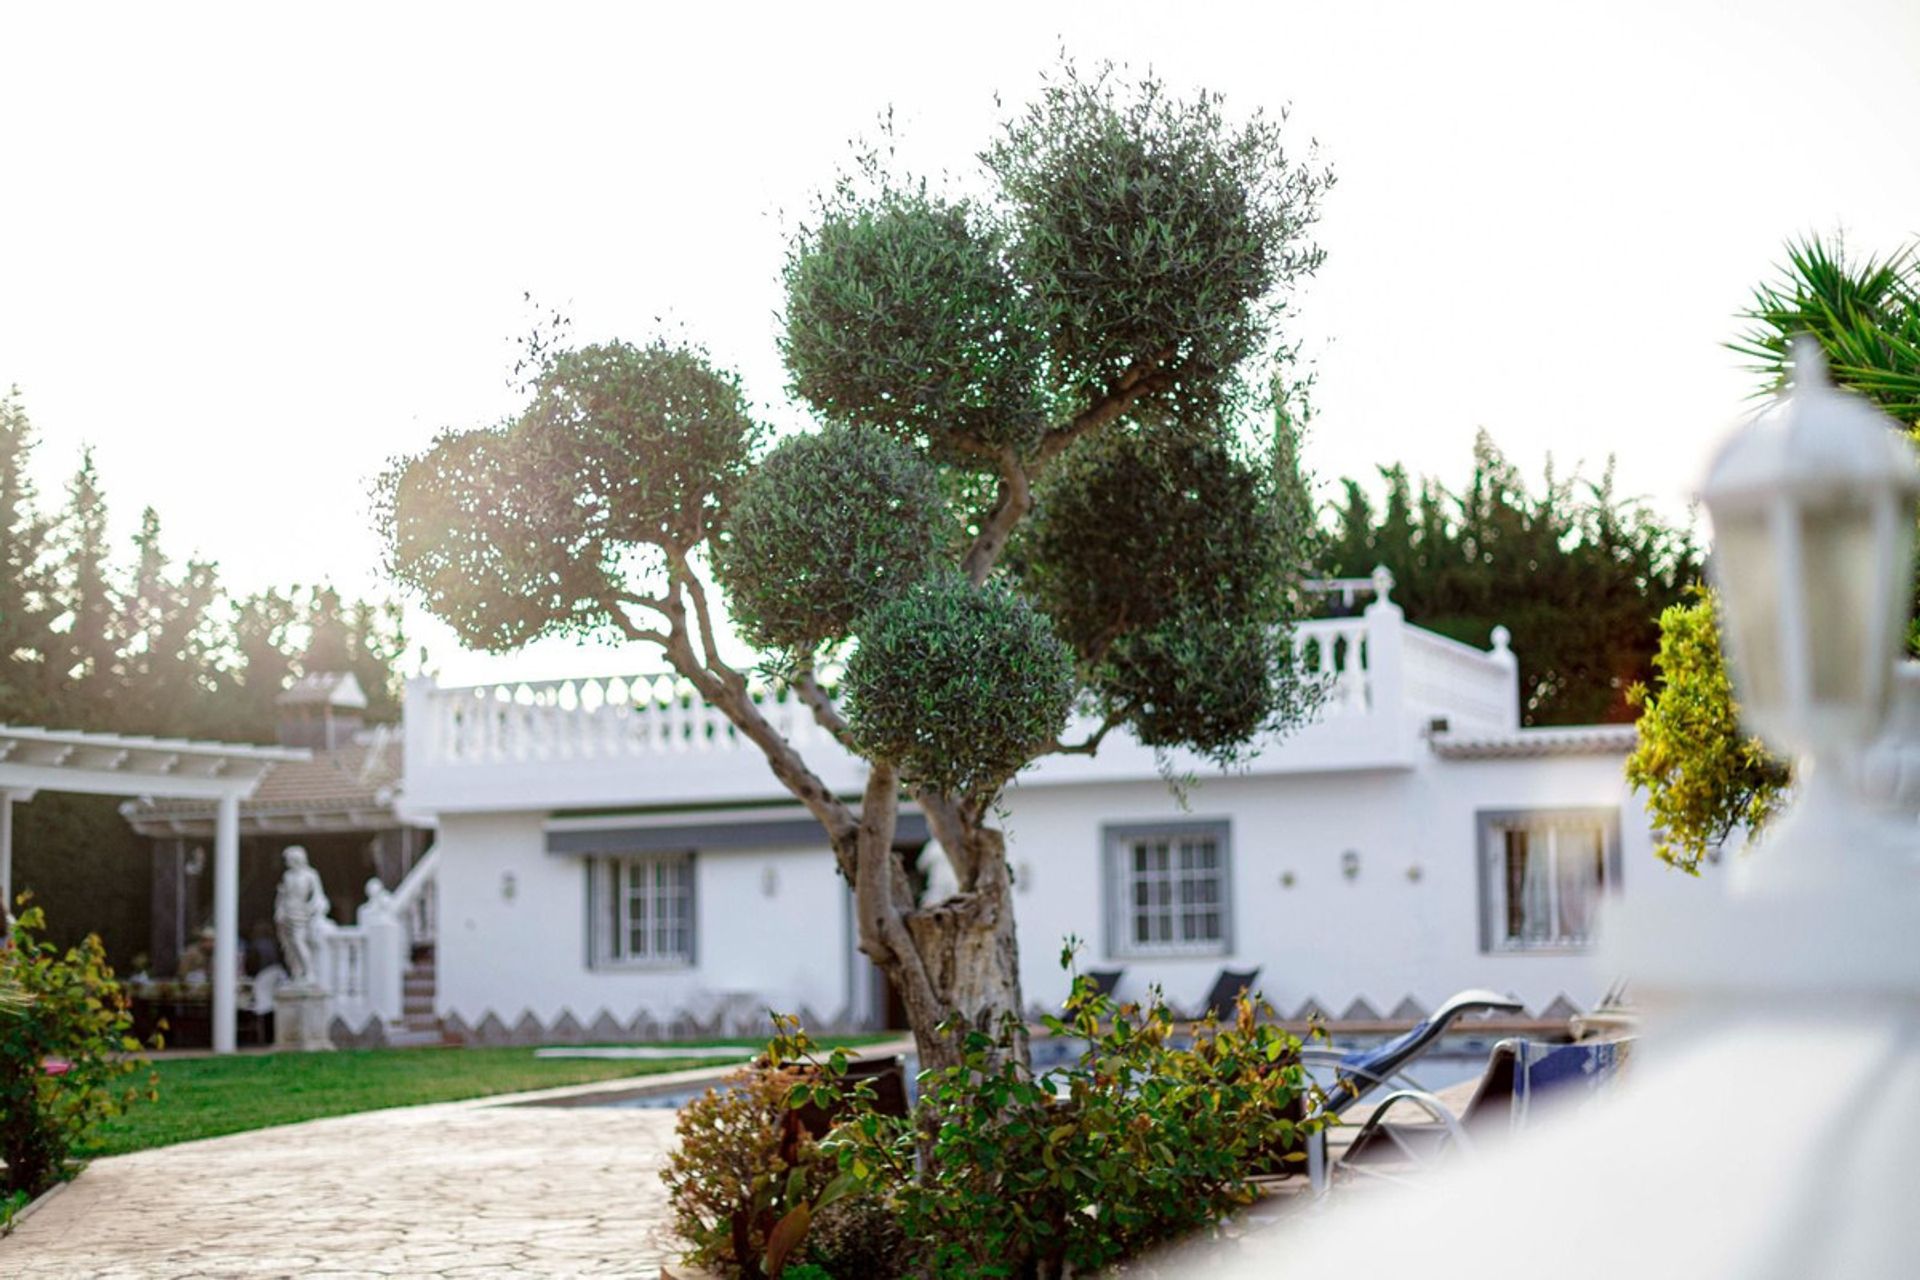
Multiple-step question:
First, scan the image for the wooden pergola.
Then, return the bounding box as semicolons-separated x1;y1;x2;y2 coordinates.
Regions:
0;726;308;1053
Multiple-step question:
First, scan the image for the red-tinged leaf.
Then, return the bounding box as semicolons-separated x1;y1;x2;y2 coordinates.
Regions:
763;1202;811;1277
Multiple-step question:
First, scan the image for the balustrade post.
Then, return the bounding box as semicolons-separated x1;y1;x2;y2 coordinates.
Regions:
1488;625;1520;729
1362;564;1405;722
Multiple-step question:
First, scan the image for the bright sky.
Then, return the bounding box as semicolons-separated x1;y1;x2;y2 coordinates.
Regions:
3;1;1917;685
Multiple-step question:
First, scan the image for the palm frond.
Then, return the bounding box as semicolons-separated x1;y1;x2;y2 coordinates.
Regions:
1731;233;1920;426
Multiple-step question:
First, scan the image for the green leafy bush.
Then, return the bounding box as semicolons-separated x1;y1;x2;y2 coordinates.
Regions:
803;1195;910;1279
0;904;154;1196
660;1061;860;1279
770;947;1319;1279
1626;588;1788;870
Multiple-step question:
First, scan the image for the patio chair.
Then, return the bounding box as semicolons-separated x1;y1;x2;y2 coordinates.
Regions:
1193;967;1263;1019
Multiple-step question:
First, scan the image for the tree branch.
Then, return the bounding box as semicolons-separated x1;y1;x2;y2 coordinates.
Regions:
793;663;856;752
854;764;942;1023
913;786;977;890
643;594;860;857
1033;349;1177;470
601;603;671;650
1038;712;1125;758
614;589;670;617
666;548;736;686
950;355;1176;586
959;448;1033;586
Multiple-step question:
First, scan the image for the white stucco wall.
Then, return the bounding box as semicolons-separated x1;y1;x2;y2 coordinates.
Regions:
435;811;855;1034
430;749;1720;1035
1001;752;1717;1020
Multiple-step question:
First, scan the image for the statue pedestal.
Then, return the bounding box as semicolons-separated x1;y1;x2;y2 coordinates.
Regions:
274;984;334;1052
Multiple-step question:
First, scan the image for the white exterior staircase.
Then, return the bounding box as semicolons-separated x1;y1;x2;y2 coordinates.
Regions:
327;843;445;1046
387;946;448;1047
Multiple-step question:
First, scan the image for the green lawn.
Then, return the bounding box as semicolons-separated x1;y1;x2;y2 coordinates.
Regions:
83;1036;893;1158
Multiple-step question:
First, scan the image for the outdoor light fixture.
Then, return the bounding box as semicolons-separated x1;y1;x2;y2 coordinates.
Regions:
1701;338;1920;759
1194;341;1920;1280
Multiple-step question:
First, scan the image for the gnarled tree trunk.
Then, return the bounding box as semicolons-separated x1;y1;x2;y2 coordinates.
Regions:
847;768;1028;1073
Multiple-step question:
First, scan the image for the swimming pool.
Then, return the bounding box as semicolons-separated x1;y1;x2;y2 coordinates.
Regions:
540;1032;1500;1111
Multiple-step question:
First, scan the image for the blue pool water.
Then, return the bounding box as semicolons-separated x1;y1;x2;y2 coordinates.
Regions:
551;1033;1498;1110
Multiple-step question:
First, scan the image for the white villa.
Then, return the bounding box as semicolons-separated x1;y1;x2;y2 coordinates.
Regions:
363;571;1710;1048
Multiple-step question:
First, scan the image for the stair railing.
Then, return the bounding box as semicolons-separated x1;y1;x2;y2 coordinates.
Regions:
357;843;439;1028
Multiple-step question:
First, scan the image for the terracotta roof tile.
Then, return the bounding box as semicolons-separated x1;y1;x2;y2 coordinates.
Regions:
125;729;402;819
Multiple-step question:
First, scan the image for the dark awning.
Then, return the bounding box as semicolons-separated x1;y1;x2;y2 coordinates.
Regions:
546;812;929;856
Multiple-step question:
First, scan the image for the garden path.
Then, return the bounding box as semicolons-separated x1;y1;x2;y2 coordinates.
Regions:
0;1069;718;1279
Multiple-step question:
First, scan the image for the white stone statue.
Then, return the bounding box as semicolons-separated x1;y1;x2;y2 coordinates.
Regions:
273;845;330;988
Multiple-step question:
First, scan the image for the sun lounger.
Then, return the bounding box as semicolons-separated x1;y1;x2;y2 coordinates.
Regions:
1310;987;1524;1116
1298;987;1525;1191
1338;1036;1635;1178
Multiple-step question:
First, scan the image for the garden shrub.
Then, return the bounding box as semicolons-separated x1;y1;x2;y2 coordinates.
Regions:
804;1194;910;1279
661;1060;859;1279
0;904;154;1196
767;947;1321;1279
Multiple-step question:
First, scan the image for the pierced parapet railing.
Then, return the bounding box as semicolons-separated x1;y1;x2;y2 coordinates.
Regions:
423;673;831;767
422;620;1394;772
1294;617;1373;716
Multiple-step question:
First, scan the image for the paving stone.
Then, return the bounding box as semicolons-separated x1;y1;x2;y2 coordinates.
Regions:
0;1087;690;1278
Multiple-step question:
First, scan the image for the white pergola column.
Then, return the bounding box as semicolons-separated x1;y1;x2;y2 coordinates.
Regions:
211;791;240;1055
0;789;15;926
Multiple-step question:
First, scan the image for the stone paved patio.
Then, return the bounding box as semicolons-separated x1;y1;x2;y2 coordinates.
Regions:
0;1071;717;1279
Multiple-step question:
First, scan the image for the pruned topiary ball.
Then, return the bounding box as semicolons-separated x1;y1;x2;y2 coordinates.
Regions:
845;573;1075;795
715;426;949;652
1022;425;1315;764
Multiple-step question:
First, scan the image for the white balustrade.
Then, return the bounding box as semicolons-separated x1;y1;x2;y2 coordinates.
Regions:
408;606;1517;785
421;673;825;767
1294;618;1373;716
318;924;372;1026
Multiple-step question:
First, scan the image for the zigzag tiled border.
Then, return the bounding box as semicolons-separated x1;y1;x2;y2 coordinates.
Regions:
335;1000;862;1049
1024;992;1589;1024
328;990;1590;1050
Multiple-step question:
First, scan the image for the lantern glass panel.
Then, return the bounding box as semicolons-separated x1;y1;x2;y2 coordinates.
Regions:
1801;498;1878;706
1712;508;1784;718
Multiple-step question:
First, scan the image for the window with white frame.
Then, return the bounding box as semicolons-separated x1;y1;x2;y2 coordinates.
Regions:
1106;822;1231;957
589;853;694;967
1478;809;1619;953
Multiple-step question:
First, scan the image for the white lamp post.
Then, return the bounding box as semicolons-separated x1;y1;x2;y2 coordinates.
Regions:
1703;338;1920;892
1198;342;1920;1279
1705;338;1918;761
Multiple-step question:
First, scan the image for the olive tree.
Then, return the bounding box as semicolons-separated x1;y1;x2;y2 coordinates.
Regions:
378;63;1330;1070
